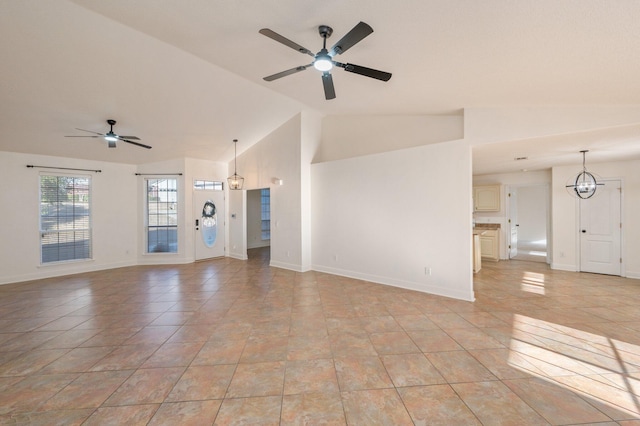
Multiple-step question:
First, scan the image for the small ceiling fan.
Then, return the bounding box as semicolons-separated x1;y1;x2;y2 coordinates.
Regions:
259;21;392;100
65;119;151;149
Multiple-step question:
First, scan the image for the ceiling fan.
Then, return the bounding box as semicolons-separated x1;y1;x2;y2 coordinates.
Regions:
65;119;151;149
259;21;392;100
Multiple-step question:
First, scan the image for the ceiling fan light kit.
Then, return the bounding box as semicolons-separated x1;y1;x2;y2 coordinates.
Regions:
65;119;151;149
565;150;604;199
260;21;392;100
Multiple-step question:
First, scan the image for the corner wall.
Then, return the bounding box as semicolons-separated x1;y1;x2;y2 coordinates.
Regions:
311;139;474;301
227;114;308;271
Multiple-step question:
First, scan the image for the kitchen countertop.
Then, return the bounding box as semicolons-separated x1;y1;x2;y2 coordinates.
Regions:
474;223;501;230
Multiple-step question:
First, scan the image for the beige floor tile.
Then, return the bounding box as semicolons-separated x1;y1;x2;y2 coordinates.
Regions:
214;395;282;426
166;364;235;401
334;356;393;391
82;404;159;425
283;359;339;395
281;392;346;425
369;331;420;355
225;361;285;398
103;367;185;406
408;329;463;352
41;370;133;410
452;380;550;425
148;400;221;425
398;384;481;425
2;248;640;423
504;377;611;424
341;388;413;425
381;353;446;387
426;350;498;383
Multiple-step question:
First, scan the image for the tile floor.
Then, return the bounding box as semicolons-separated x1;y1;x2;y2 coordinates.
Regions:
1;248;640;425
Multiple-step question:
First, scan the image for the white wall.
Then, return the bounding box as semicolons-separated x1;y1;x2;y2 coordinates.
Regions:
316;114;463;163
552;158;640;278
228;114;306;270
300;111;324;271
227;189;247;260
0;151;138;284
312;139;474;301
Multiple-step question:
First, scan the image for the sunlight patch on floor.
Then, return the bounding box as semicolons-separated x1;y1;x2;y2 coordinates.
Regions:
508;314;640;417
521;271;545;294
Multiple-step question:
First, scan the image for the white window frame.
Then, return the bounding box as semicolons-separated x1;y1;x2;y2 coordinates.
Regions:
145;178;178;254
39;173;92;264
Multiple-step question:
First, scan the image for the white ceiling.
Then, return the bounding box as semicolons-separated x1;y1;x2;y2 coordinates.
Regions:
2;0;640;171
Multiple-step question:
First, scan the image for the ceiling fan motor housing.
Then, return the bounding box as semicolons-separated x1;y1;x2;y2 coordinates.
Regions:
318;25;333;39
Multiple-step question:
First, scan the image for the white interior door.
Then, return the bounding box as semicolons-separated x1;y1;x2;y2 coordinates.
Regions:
508;188;518;258
194;190;225;260
580;180;621;275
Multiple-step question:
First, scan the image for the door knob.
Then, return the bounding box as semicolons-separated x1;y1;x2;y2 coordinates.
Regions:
581;229;587;233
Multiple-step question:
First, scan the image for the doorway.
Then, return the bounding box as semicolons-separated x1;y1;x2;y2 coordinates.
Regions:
247;188;271;260
507;185;550;263
579;179;622;276
194;188;225;260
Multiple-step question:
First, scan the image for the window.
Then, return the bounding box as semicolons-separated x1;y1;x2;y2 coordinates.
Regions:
261;188;270;240
146;178;178;253
40;175;91;263
194;180;223;191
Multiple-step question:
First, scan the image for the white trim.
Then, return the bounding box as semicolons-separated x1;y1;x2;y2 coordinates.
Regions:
625;271;640;280
551;263;578;272
270;260;309;273
312;264;475;302
229;252;248;261
0;260;137;286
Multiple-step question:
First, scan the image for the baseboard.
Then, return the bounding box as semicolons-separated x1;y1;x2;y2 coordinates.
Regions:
269;260;310;273
228;252;248;260
312;264;475;302
550;263;578;272
248;242;270;249
0;260;137;286
625;271;640;280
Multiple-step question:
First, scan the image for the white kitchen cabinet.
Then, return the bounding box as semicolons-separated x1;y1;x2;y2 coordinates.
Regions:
474;185;501;212
479;229;500;261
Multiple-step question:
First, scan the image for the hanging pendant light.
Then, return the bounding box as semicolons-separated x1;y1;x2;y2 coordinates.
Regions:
227;139;244;190
565;150;603;199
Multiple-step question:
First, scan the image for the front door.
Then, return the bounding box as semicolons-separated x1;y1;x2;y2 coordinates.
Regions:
194;190;225;260
579;180;621;275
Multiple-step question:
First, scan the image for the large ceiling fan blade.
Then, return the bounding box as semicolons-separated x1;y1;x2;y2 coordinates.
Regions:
65;135;99;138
263;64;312;81
259;28;315;57
117;136;140;140
75;128;104;136
339;63;392;81
321;72;336;100
121;138;152;149
329;21;373;56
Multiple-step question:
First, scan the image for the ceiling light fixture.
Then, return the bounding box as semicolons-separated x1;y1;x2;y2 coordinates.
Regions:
565;150;603;199
313;51;333;71
104;132;118;142
227;139;244;190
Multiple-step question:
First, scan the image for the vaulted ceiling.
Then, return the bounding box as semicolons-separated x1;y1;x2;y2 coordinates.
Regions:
2;0;640;171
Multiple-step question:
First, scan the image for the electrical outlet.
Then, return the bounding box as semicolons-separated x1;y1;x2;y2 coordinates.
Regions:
424;267;432;276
